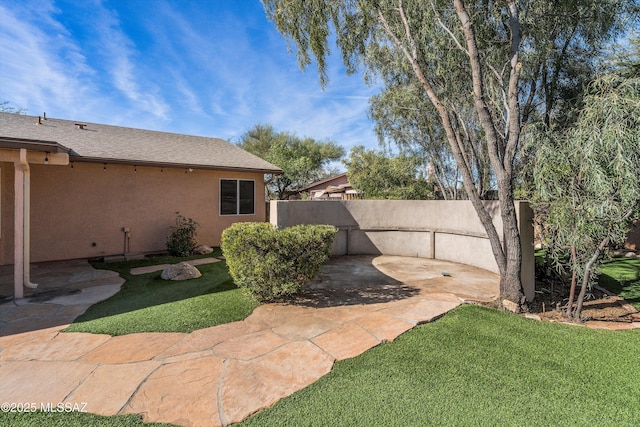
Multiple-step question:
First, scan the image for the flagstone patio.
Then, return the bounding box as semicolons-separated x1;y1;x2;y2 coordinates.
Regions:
0;255;499;426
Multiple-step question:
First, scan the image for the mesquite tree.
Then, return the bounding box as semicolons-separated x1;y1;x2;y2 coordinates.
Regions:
533;72;640;319
239;124;345;199
263;0;532;309
262;0;636;310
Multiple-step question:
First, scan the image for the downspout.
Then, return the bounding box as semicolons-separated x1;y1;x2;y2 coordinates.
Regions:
13;148;38;298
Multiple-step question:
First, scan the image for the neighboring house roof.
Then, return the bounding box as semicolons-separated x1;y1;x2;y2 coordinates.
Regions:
300;173;349;192
299;173;361;200
0;113;282;173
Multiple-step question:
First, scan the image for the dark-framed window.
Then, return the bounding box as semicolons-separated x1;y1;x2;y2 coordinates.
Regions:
220;179;255;215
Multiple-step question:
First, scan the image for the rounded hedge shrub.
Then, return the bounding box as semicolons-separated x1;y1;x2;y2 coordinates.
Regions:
221;222;337;302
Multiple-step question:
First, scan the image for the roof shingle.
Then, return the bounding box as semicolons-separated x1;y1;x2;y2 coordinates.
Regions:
0;113;282;173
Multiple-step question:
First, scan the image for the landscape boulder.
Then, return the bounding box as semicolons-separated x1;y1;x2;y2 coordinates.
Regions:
161;262;202;281
192;244;214;255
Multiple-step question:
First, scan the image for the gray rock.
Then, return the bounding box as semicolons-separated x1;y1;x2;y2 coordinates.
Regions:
192;244;214;255
160;262;202;281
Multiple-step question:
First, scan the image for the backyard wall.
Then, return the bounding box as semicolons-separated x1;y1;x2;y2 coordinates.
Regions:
626;219;640;251
0;162;267;264
271;200;535;302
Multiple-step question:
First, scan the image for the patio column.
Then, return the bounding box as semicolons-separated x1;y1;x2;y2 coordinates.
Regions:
14;148;38;298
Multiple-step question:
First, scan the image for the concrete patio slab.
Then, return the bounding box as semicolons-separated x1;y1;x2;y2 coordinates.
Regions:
129;257;220;275
129;264;170;275
46;284;121;306
0;259;125;336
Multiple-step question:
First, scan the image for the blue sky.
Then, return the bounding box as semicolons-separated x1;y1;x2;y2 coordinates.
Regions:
0;0;380;157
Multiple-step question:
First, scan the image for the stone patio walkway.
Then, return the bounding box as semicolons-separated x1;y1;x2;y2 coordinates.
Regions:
0;255;501;426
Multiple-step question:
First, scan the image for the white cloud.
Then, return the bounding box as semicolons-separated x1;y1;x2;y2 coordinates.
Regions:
0;1;95;116
0;0;381;156
88;2;169;120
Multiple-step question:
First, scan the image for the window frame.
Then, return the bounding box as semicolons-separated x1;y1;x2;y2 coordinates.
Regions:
219;178;256;216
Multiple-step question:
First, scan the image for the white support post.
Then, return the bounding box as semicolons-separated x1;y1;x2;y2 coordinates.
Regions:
13;152;24;299
13;149;38;299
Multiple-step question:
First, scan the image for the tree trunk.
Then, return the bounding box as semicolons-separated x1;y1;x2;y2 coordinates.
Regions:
455;0;524;309
379;0;525;309
574;236;610;319
566;244;577;317
496;173;524;305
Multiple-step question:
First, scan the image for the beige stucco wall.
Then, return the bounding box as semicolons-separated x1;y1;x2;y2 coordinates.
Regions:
1;161;267;264
271;200;535;301
626;219;640;251
0;163;16;266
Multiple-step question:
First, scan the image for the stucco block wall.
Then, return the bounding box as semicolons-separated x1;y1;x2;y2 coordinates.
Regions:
626;219;640;251
349;230;432;258
1;162;267;263
0;164;16;266
271;200;535;301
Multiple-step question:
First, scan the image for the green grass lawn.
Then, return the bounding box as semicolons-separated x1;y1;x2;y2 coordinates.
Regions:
535;249;640;311
598;258;640;310
63;250;258;336
4;305;639;427
239;305;640;427
0;412;178;427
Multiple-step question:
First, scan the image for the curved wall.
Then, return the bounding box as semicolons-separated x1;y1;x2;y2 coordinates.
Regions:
271;200;534;301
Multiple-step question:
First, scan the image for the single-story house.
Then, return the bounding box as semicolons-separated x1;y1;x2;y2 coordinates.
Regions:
298;173;361;200
0;112;281;297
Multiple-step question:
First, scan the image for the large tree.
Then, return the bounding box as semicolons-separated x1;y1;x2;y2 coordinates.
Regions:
239;124;345;199
262;0;636;311
344;146;435;200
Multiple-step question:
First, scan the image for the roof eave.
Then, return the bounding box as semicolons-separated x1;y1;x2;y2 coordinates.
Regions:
69;156;283;174
0;137;71;154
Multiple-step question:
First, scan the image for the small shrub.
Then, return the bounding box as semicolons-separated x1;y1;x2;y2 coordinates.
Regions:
166;212;199;257
221;222;337;302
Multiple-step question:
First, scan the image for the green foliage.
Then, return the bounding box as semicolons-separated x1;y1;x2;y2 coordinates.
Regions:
166;212;199;257
344;146;435;200
533;71;640;316
238;124;345;199
221;222;337;302
261;0;638;305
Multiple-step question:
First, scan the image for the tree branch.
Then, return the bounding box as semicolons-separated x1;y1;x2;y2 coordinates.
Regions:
429;0;469;56
504;1;522;176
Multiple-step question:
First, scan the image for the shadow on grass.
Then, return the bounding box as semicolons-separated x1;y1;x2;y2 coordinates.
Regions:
64;249;259;335
598;258;640;308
